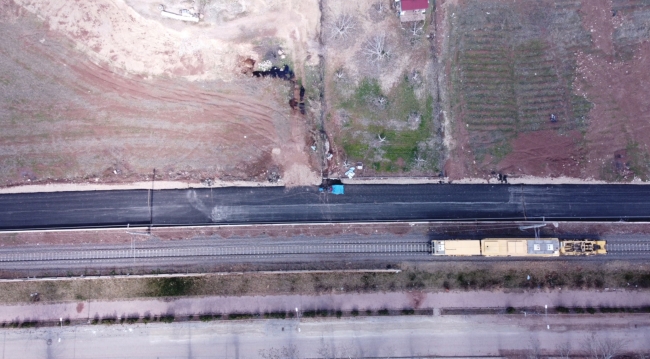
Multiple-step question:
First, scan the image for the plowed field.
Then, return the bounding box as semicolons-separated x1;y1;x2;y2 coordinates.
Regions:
441;0;650;182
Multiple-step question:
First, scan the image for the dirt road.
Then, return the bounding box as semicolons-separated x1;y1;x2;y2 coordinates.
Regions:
2;314;649;358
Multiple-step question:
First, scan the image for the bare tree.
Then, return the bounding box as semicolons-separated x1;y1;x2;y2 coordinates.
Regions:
556;341;572;359
363;34;390;62
317;343;358;359
409;21;425;37
334;68;346;81
329;14;356;40
526;337;542;359
374;0;385;13
414;153;425;167
583;334;626;359
259;345;300;359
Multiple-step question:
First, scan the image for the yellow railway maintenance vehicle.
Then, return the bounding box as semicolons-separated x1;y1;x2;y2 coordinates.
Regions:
482;238;560;257
432;239;606;257
560;240;607;255
431;240;482;256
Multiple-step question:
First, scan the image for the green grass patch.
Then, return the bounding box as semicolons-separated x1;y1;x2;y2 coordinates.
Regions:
148;277;196;297
337;76;439;173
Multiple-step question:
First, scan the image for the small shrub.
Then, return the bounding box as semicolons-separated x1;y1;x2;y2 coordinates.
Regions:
126;317;139;324
574;308;585;314
160;315;174;323
378;309;389;316
287;312;295;318
302;311;316;318
199;315;214;322
366;309;373;315
640;306;650;313
401;309;415;315
336;311;343;318
506;307;516;314
600;307;621;313
556;306;570;314
20;321;38;328
150;277;195;297
142;314;151;323
63;319;71;325
228;313;254;320
91;318;99;325
317;310;328;317
264;312;286;319
101;318;116;325
586;307;596;314
351;309;359;317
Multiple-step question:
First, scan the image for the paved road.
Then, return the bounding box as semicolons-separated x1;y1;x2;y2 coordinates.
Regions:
2;184;650;230
2;315;649;358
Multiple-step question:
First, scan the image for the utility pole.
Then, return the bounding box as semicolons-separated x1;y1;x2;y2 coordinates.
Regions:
149;168;155;233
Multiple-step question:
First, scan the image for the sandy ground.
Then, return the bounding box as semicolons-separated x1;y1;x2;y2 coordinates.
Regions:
0;0;321;189
12;0;321;81
0;180;280;194
2;289;649;324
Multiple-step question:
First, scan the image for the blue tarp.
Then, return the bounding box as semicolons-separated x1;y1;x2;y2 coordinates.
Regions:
331;185;344;195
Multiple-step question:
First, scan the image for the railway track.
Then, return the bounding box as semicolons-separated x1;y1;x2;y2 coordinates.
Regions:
0;242;431;263
604;241;650;255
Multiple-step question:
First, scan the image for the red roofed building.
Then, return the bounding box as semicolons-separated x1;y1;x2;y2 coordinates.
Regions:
396;0;429;22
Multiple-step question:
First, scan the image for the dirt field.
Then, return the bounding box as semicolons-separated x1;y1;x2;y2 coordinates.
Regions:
440;0;650;182
2;0;650;189
0;0;321;188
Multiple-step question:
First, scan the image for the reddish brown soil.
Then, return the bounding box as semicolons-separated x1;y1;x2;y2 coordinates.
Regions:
575;43;650;180
497;130;586;177
441;0;650;181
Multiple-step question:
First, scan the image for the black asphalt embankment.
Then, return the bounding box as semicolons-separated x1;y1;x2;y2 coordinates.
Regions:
0;184;649;230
